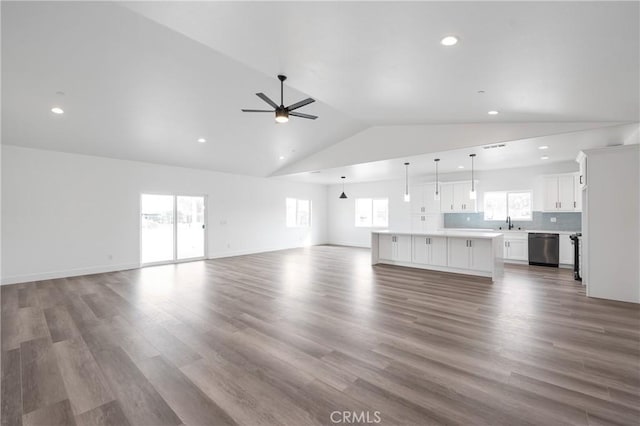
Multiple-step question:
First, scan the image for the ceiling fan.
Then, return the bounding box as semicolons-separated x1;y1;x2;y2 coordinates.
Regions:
241;75;317;123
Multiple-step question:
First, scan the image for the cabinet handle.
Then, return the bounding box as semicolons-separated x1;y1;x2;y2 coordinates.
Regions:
451;204;454;210
579;175;583;184
469;240;472;248
574;201;576;208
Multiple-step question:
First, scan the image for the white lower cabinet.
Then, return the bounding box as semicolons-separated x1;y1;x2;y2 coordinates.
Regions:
559;234;574;265
374;232;502;280
448;238;493;272
378;234;411;262
503;233;528;262
412;236;447;266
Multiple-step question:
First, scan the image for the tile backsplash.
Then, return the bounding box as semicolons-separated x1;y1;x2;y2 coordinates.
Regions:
444;212;581;232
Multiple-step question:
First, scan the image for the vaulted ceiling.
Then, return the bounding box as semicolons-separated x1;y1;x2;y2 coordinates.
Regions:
2;1;638;179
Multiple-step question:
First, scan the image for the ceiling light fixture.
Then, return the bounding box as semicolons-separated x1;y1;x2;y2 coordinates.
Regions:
275;108;289;123
339;176;348;199
469;154;477;200
279;155;285;160
458;165;465;169
488;110;499;115
441;36;458;46
51;106;64;114
434;159;441;201
538;146;549;150
541;155;549;160
197;138;206;143
404;162;411;202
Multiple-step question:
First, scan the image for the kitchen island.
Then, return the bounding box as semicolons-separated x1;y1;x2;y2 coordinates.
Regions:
371;230;504;281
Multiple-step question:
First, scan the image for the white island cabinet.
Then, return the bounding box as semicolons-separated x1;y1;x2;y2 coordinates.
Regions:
372;230;504;281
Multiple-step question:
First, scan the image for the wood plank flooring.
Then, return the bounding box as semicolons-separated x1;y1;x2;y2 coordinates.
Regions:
2;245;639;425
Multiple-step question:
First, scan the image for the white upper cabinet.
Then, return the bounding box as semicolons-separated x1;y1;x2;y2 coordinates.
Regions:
440;182;477;213
410;183;441;214
440;183;455;213
543;173;581;212
558;175;575;211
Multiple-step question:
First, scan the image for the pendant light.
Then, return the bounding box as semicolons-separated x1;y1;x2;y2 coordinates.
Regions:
339;176;348;199
469;153;477;200
403;162;411;202
434;158;441;200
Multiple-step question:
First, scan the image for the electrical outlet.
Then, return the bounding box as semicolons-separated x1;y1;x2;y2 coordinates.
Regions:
550;217;557;223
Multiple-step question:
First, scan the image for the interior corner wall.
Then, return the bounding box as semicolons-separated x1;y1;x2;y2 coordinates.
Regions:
1;145;328;285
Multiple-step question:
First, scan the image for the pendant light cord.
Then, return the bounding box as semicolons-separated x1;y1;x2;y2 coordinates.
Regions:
435;159;439;195
404;162;409;195
470;154;476;192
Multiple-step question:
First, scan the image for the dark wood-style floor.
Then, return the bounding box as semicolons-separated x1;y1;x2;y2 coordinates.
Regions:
1;245;639;426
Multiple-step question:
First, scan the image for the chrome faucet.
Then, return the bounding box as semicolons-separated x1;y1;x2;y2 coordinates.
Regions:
506;216;514;230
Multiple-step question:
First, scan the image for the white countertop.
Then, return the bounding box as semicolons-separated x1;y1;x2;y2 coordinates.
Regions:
372;230;503;239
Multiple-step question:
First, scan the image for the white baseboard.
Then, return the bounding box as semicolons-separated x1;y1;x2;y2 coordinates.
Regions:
1;262;140;286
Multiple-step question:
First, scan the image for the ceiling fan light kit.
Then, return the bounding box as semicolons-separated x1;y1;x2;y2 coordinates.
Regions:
242;75;318;123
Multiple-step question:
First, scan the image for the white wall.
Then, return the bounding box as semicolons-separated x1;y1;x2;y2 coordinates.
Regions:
327;161;579;247
1;146;328;284
583;145;639;303
327;179;412;248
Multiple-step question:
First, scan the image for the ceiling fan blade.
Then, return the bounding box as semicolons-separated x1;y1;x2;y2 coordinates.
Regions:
256;93;279;109
241;109;274;112
286;98;315;111
290;112;318;120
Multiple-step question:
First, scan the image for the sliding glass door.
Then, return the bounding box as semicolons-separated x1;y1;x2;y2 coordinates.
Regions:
140;194;206;265
177;196;205;260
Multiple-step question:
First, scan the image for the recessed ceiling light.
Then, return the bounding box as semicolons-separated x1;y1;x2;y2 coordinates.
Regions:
541;155;549;160
488;110;499;115
279;156;285;160
440;36;458;46
458;165;465;169
51;107;64;114
538;145;549;150
197;138;206;143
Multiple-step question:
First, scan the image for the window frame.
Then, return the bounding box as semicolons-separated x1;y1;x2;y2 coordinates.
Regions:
483;190;533;221
286;198;312;228
354;197;389;228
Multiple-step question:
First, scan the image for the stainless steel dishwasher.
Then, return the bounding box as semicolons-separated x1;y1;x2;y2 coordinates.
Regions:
528;233;559;267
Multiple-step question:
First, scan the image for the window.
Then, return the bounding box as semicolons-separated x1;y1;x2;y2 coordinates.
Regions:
286;198;311;227
355;198;389;227
483;191;532;221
